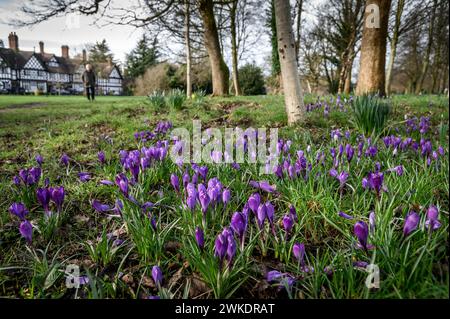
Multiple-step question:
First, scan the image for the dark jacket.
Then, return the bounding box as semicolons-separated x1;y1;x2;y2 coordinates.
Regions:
82;70;96;87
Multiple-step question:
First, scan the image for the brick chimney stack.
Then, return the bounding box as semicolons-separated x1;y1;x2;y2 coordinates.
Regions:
61;45;69;58
8;32;19;51
82;49;87;62
39;41;44;54
107;56;113;67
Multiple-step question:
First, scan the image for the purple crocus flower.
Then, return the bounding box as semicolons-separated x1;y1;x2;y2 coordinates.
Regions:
353;261;369;269
195;227;204;250
115;173;129;197
13;175;21;186
265;202;275;228
226;234;237;263
60;153;70;166
425;205;441;231
403;211;420;237
369;211;376;233
248;193;261;214
35;154;43;166
98;151;106;164
19;220;33;243
282;214;294;233
214;233;228;261
186;195;197;211
346;144;354;163
50;186;65;212
329;169;338;178
170;174;180;193
256;204;266;229
197;184;210;214
393;165;404;176
338;211;354;220
37;187;51;212
100;179;114;186
250;180;276;193
267;271;296;291
336;171;349;187
293;242;305;265
78;172;91;182
9;202;29;220
354;221;369;250
92;200;111;212
289;205;298;222
152;266;163;287
222;189;231;206
231;212;246;243
29;167;41;185
182;171;190;188
368;172;384;194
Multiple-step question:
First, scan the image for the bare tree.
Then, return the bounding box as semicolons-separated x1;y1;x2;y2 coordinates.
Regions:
355;0;392;96
274;0;304;125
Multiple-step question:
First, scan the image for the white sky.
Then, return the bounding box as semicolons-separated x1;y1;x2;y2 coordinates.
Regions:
0;0;144;64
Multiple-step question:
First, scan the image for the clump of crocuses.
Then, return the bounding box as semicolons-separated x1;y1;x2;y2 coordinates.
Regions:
9;203;32;244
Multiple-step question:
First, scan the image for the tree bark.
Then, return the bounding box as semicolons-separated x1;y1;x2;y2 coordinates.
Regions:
294;0;303;63
385;0;404;96
198;0;230;96
185;0;192;98
230;0;242;96
415;0;437;94
274;0;305;125
344;58;353;94
355;0;391;96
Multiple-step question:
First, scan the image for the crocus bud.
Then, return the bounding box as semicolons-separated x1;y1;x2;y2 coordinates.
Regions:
170;174;180;193
98;151;106;164
222;189;231;205
248;193;261;214
35;154;43;166
354;221;369;250
282;214;294;233
293;242;305;265
231;212;246;241
19;220;33;244
152;266;163;287
9;202;29;220
403;211;420;237
195;227;204;250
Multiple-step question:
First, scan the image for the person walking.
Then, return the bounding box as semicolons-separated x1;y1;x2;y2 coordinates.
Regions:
82;64;96;101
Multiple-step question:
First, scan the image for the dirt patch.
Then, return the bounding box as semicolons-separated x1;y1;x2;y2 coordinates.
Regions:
0;102;47;111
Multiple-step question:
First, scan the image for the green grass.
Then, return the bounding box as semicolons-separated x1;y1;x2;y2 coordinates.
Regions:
0;93;448;299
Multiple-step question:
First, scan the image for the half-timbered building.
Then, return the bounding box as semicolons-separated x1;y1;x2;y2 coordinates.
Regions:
0;32;123;95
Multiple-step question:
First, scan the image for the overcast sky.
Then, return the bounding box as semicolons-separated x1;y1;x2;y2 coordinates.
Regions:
0;0;144;64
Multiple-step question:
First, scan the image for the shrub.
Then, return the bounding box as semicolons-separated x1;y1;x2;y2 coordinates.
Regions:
238;64;266;95
147;91;166;109
351;95;390;136
166;89;186;110
134;62;181;96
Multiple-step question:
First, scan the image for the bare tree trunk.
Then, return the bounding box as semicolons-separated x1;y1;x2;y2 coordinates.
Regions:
198;0;230;96
274;0;305;125
295;0;303;63
355;0;391;96
185;0;192;98
230;0;242;96
385;0;404;96
415;0;437;94
344;59;353;94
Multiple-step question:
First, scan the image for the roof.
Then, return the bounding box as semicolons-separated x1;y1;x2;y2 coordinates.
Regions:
0;47;121;79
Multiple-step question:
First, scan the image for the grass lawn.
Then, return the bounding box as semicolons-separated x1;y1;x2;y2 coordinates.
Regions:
0;93;448;299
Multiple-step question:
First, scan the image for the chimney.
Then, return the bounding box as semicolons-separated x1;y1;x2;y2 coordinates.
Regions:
82;49;87;62
39;41;44;54
61;45;69;58
8;32;19;51
107;56;113;67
